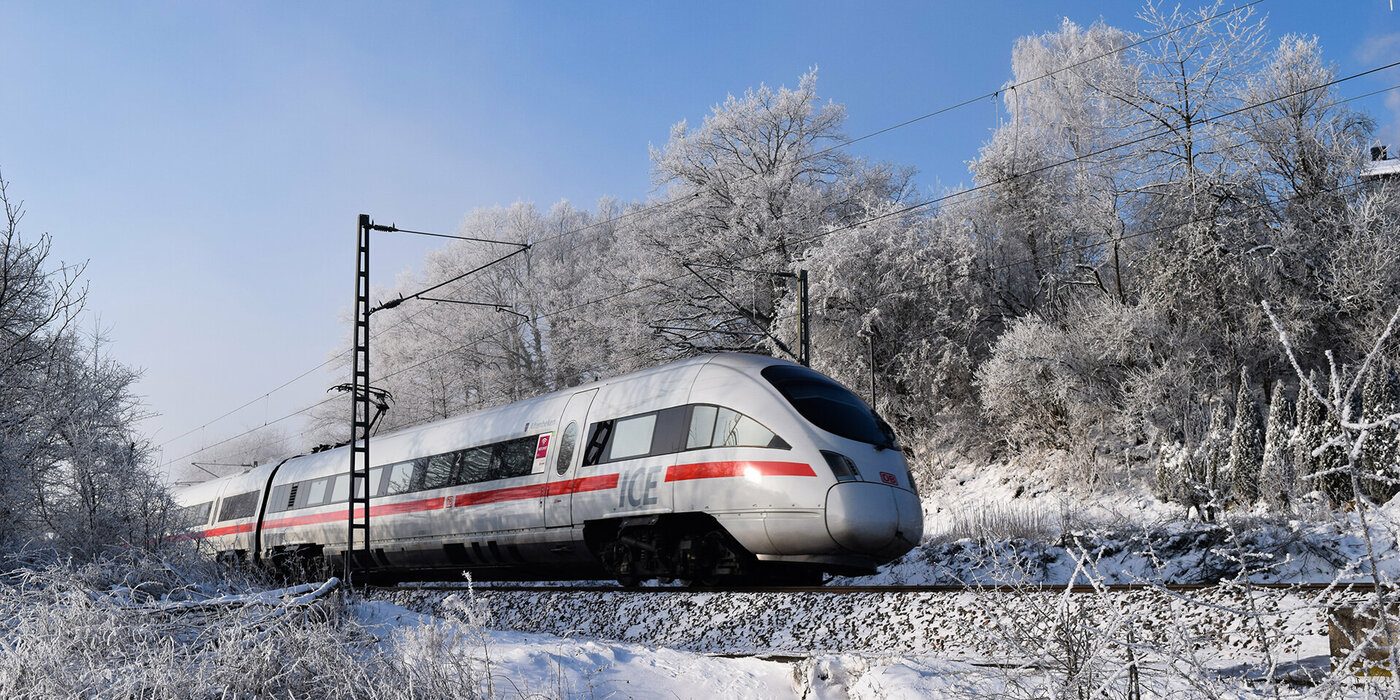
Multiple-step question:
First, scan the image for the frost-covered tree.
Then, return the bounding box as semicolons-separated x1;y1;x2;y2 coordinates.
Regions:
1123;1;1265;201
1240;35;1384;380
1178;401;1231;522
1258;381;1294;511
1316;381;1354;506
1293;369;1323;497
1227;367;1264;505
968;19;1136;321
779;201;985;459
1243;35;1371;235
977;297;1167;460
304;199;641;444
635;69;910;357
0;171;169;556
38;329;169;551
1360;363;1400;504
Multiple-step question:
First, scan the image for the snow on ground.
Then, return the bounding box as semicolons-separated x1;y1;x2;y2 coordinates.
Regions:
383;585;1340;667
349;598;1066;698
867;458;1400;587
360;464;1400;698
353;596;1396;698
354;599;796;698
352;598;1020;699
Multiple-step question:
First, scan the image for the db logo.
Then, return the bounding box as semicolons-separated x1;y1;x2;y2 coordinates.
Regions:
879;471;899;486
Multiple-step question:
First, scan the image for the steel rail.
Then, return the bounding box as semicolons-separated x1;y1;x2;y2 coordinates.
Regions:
373;581;1384;595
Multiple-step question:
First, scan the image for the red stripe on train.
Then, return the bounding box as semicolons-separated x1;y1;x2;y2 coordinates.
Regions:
548;473;620;495
261;496;448;530
454;483;544;507
191;462;805;538
665;460;816;482
253;473;623;532
187;522;255;539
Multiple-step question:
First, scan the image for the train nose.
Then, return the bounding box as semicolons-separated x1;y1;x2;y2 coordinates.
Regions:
824;482;921;556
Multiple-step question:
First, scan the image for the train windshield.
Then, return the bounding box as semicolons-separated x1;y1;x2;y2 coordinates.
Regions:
761;365;896;448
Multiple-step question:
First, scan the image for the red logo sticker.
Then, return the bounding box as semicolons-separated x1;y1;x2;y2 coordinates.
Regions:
880;471;898;486
535;434;551;459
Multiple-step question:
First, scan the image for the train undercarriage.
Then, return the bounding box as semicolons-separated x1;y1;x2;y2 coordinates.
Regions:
252;512;826;587
585;513;825;587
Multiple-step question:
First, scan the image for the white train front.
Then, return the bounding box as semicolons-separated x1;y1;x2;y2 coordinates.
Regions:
174;354;923;585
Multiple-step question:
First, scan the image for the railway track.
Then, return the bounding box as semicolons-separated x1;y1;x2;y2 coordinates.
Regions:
372;580;1385;595
367;577;1384;661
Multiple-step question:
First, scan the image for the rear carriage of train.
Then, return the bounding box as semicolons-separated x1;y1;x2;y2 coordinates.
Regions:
257;394;576;575
173;464;274;560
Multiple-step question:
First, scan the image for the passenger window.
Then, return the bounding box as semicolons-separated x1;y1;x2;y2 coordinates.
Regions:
367;466;386;497
424;453;456;490
651;406;688;455
556;422;578;475
386;462;415;495
495;437;535;479
217;491;259;521
267;484;292;513
457;447;491;485
687;405;718;449
329;475;348;504
609;414;656;461
583;420;613;466
408;458;430;492
306;478;329;506
181;501;213;526
684;404;788;450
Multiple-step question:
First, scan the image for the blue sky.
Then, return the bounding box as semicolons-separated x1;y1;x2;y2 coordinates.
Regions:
1;1;1396;476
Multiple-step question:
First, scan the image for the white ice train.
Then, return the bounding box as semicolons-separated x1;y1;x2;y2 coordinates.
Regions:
174;354;922;585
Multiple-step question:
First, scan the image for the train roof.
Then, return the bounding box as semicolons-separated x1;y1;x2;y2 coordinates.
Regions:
173;352;795;497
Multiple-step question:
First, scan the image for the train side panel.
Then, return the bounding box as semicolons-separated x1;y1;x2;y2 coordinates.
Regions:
567;362;701;525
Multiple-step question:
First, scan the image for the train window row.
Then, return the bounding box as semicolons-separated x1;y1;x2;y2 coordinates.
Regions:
204;404;782;523
266;435;541;514
583;404;788;467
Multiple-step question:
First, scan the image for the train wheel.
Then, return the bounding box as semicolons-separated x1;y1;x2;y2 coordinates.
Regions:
601;540;642;587
683;530;744;588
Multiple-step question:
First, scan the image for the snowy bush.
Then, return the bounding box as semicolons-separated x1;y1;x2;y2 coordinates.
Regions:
0;552;513;699
934;502;1064;545
1259;382;1296;511
976;297;1164;461
1360;363;1400;504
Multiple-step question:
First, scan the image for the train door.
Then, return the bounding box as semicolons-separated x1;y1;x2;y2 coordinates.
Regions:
544;388;597;528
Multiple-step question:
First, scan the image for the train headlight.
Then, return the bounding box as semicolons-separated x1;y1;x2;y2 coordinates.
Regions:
820;450;862;482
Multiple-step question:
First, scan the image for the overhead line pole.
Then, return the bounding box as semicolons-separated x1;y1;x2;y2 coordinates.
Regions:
346;214;530;585
347;215;374;583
